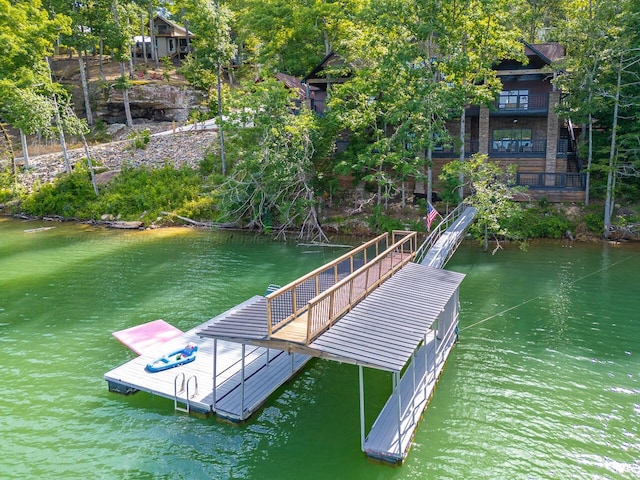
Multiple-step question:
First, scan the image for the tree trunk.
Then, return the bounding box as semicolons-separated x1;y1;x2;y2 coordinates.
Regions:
1;123;16;177
426;147;433;207
585;111;593;206
140;12;148;64
183;17;190;65
217;63;227;175
149;3;159;68
98;38;106;82
484;223;488;252
52;95;71;174
458;107;466;200
120;62;134;128
19;129;30;169
604;55;623;238
80;131;99;196
78;50;93;126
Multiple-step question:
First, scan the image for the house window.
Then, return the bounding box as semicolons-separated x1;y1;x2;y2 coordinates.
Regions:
498;90;529;110
168;38;175;52
492;129;532;152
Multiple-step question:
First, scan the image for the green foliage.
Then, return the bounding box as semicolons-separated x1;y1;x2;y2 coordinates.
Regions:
20;163;97;218
96;165;204;222
441;154;525;246
504;203;573;239
19;163;212;224
584;208;605;233
0;165;15;203
127;129;151;150
368;205;405;233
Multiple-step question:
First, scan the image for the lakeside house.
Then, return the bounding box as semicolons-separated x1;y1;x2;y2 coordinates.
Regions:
302;43;585;203
135;15;192;60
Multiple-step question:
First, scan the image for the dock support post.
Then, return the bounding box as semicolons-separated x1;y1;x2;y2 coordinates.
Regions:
424;333;428;394
213;339;218;409
241;343;246;417
396;372;403;456
412;351;416;425
291;351;294;373
359;365;365;451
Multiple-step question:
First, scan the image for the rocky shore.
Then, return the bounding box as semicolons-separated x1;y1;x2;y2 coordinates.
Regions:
17;127;217;192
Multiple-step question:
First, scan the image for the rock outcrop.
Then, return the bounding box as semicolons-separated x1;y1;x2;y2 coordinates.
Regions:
97;83;204;124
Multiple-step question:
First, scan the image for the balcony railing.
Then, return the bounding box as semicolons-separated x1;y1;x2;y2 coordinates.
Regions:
514;172;586;189
490;139;546;155
492;93;548;113
432;139;479;157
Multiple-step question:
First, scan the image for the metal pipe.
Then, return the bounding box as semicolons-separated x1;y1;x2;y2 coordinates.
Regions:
359;365;365;451
241;343;246;417
396;372;403;456
212;339;217;409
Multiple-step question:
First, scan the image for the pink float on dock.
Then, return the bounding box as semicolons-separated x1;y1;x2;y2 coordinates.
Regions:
112;319;183;355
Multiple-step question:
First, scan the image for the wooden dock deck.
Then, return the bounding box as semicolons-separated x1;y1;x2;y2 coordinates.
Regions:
363;328;457;462
104;296;311;418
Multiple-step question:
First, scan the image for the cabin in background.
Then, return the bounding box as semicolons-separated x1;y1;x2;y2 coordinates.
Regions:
302;42;585;203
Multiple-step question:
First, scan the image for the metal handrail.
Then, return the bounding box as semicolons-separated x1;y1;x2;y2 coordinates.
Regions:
414;204;467;265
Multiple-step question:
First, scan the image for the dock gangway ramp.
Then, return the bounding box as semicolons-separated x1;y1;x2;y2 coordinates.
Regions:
414;204;477;269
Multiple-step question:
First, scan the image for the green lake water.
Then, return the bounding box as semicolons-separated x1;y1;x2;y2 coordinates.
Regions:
0;217;638;479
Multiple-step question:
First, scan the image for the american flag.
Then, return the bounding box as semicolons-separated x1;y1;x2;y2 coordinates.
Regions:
426;202;439;231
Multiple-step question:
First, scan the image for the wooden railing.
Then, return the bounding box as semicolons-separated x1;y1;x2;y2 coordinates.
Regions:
304;231;418;344
266;233;390;337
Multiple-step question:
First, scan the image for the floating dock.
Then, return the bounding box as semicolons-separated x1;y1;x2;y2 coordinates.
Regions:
106;222;473;463
104;297;311;416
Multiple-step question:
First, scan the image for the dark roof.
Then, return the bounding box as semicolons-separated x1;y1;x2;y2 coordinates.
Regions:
309;263;465;372
302;51;356;83
275;73;317;97
523;41;565;64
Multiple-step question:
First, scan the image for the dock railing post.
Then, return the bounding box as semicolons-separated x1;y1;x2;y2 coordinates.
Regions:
213;339;217;409
267;298;273;337
359;365;365;451
412;352;416;426
241;344;246;418
396;372;403;456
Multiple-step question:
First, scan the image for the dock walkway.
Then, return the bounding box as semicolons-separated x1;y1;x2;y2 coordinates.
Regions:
106;221;475;464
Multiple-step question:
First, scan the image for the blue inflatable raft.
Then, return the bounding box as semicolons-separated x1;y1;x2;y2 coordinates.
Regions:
145;343;198;373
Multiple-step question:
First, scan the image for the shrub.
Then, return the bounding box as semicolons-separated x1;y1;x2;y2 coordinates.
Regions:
368;204;405;233
20;164;97;218
127;129;151;150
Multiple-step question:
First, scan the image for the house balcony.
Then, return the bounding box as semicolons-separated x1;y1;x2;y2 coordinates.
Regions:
491;93;549;115
432;139;480;157
490;139;569;158
433;139;569;158
514;172;586;190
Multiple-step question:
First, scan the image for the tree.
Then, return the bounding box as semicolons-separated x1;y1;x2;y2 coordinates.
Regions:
182;0;237;175
326;0;453;208
219;79;327;241
555;0;622;207
441;154;525;252
0;0;70;172
557;0;640;235
436;0;524;199
110;0;136;128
